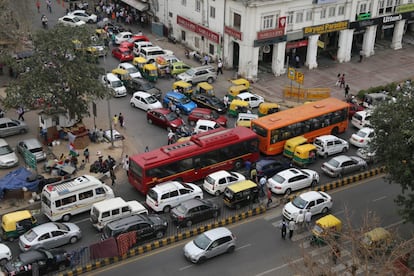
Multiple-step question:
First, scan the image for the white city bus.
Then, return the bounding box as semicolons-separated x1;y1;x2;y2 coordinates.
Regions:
41;175;114;222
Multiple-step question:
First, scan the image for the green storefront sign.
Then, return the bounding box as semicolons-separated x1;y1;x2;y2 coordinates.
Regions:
357;13;371;21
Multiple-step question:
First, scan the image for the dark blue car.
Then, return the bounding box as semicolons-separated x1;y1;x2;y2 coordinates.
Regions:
256;159;291;178
163;91;197;115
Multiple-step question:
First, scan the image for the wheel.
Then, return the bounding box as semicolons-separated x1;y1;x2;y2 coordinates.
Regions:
197;256;206;264
321;207;329;214
155;231;164;239
324;153;328;159
163;205;171;213
88;19;93;24
214;190;221;196
285;188;292;196
342;147;348;153
227;246;235;253
207;77;214;84
20;129;26;134
0;258;7;266
62;214;71;222
186;220;193;227
147;118;153;124
361;165;367;171
189;120;195;126
233;159;243;170
69;236;78;244
212;211;219;218
311;180;317;187
130;102;136;108
8;237;14;242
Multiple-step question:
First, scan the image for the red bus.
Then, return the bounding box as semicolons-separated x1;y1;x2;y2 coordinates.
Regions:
251;98;349;155
128;127;260;194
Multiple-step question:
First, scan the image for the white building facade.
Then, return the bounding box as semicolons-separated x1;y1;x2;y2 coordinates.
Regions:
147;0;414;80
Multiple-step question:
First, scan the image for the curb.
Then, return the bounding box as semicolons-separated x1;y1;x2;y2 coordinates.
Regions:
57;206;266;276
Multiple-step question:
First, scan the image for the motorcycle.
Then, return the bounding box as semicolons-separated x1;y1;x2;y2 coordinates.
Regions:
41;15;48;29
175;125;192;139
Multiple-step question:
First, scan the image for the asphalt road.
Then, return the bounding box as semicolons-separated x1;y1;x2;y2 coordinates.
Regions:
84;176;413;276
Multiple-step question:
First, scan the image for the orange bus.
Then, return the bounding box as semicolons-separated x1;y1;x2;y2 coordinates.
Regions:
251;98;349;155
128;127;260;194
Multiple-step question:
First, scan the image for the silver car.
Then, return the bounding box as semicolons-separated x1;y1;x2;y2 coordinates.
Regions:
19;222;81;251
176;65;217;85
0;118;28;137
321;155;368;178
183;227;236;264
0;138;19;168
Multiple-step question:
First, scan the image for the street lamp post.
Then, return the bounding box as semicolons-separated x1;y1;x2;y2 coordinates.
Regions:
103;54;114;147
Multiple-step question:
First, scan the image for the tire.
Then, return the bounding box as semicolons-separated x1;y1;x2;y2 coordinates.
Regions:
8;237;14;242
155;231;164;239
197;256;206;264
186;220;193;227
214;190;221;196
163;205;171;213
324;153;328;159
130;102;136;108
233;159;243;170
148;118;153;124
207;77;214;84
342;147;348;153
62;214;71;222
88;19;93;24
285;188;292;196
321;207;329;214
20;129;27;134
311;180;317;187
69;236;78;244
227;246;235;253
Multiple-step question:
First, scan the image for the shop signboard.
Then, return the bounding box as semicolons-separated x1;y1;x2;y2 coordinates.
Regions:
177;16;220;43
225;26;242;40
303;20;349;36
396;3;414;13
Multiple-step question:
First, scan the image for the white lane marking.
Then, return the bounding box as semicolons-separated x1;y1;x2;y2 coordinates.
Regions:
372;196;387;202
254;256;303;276
179;265;194;271
73;217;91;224
236;243;252;251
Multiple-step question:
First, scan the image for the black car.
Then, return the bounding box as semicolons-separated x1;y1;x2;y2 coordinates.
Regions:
1;248;70;276
191;94;226;114
102;214;168;242
170;198;220;228
125;78;162;99
256;159;291;178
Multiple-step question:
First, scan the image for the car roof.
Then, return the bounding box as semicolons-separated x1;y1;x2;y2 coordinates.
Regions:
0;138;9;146
166;91;184;98
330;155;351;162
179;198;206;209
207;170;231;179
196;119;217;127
0;118;15;123
315;135;340;141
32;222;59;234
277;168;304;178
117;31;132;36
133;91;152;97
237;113;258;120
151;181;183;192
237;92;256;99
107;214;147;228
191;108;211;114
257;159;282;166
298;191;326;201
150;108;170;115
203;227;232;240
359;127;374;132
119;62;134;68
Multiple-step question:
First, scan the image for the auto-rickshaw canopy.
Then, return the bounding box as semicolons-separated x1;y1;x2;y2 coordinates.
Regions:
111;68;131;81
133;57;148;66
142;64;158;82
173;81;193;96
311;214;342;245
231;78;250;89
283;136;308;158
196;82;214;96
258;102;280;117
228;99;249;117
228;85;249;100
292;143;317;167
360;227;392;251
1;210;37;241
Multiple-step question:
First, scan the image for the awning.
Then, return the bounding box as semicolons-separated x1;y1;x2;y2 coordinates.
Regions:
121;0;149;12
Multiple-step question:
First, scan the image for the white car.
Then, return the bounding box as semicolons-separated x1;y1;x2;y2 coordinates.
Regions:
118;62;142;79
193;119;222;134
235;92;264;108
68;10;97;23
0;243;12;264
349;127;375;148
267;168;319;195
130;91;162;111
114;32;133;45
282;191;333;221
351;110;372;129
203;170;246;196
58;15;86;27
0;138;19;168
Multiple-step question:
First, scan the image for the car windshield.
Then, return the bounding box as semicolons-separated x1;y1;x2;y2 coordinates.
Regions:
178;97;191;104
356;129;368;138
23;229;38;242
165;112;178;121
126;67;138;74
54;222;69;231
175;204;187;214
271;174;285;184
0;145;13;155
327;159;340;168
193;233;212;250
122;50;132;55
141;82;154;90
205;175;215;185
146;95;157;104
112;80;123;88
292;196;308;209
229;172;239;178
184;69;195;76
73;17;81;22
181;183;194;191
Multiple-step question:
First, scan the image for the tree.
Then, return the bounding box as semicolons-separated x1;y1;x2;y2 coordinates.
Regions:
369;83;414;223
3;25;110;120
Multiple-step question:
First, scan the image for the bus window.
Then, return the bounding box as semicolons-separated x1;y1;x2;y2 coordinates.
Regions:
177;158;193;172
252;124;267;137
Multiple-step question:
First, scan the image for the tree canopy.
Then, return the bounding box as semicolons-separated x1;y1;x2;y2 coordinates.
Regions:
3;25;110;120
370;83;414;223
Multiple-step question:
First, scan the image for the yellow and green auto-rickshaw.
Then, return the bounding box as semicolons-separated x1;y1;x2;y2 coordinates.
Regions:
142;63;158;82
258;102;280;117
283;136;308;158
231;78;250;89
292;143;317;167
1;210;38;241
195;82;215;96
310;214;342;246
111;68;131;85
133;57;148;73
228;99;249;117
172;81;193;97
228;85;249;100
72;40;99;63
358;227;394;256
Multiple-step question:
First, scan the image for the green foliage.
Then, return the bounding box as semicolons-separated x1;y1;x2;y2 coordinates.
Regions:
3;25;110;120
370;83;414;223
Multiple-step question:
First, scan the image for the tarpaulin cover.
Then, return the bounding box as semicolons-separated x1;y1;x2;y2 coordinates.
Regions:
0;167;40;199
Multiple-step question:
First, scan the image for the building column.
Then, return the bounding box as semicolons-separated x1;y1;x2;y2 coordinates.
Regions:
391;20;406;50
238;46;259;80
305;34;319;69
362;25;377;57
337;29;354;63
272;41;286;76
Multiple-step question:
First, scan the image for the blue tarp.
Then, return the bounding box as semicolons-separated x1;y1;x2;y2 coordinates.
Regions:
0;167;40;199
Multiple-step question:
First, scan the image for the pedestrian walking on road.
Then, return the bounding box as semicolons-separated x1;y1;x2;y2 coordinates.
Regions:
223;94;229;108
344;84;350;99
122;154;129;176
112;114;118;128
305;209;312;229
109;167;116;186
266;188;273;207
259;176;267;198
339;74;345;88
36;0;41;13
359;50;364;62
45;0;52;13
295;210;305;232
118;113;124;128
280;219;288;239
335;73;341;86
167;129;175;145
17;106;25;121
288;220;296;239
217;58;223;75
83;148;90;163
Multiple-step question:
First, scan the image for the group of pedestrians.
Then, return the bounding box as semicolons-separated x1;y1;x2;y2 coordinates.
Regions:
112;113;126;128
335;73;351;99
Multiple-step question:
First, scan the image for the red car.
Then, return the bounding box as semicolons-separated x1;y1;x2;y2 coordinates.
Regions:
188;108;227;127
348;102;364;119
111;47;134;61
120;35;150;49
147;108;184;131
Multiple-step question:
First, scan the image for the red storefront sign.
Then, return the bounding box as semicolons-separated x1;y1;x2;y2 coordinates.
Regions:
177;15;220;44
257;28;285;40
224;26;242;40
286;40;308;49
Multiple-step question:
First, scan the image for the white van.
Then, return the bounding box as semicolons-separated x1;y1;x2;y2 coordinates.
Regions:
133;41;153;56
139;46;173;63
101;73;127;98
313;135;349;158
41;175;114;222
351;110;372;129
90;197;148;231
146;181;203;213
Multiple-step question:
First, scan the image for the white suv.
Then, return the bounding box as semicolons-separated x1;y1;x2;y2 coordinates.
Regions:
282;191;333;221
146;181;203;213
313;135;349;158
176;65;217;84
